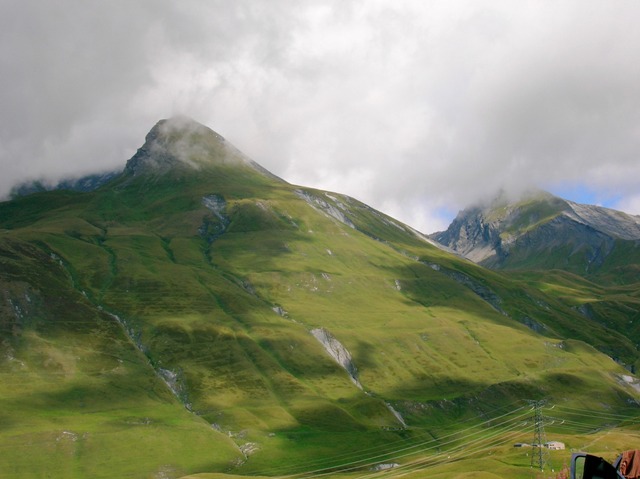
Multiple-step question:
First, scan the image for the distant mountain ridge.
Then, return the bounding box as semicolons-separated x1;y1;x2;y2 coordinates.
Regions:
431;190;640;278
9;170;121;197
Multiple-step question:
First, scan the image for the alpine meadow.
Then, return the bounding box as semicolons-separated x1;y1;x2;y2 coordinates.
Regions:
2;117;640;479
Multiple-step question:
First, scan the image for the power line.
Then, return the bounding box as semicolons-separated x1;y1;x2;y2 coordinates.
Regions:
529;400;551;474
274;407;532;479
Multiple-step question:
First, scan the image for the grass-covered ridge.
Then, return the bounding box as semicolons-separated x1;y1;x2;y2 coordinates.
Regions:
1;118;639;478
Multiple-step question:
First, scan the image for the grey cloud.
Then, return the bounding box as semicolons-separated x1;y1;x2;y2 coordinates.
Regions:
2;1;640;232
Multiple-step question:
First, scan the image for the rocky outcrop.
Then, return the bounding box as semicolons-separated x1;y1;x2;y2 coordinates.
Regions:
370;463;399;471
295;190;356;228
108;311;193;410
158;367;192;410
566;201;640;240
384;402;407;428
124;117;219;175
310;329;408;427
199;194;230;244
431;190;640;275
430;206;504;264
310;328;361;388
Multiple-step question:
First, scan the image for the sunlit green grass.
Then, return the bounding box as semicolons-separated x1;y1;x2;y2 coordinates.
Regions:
1;131;640;477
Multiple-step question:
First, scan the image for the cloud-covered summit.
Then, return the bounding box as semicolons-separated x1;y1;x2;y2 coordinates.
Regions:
124;116;227;175
122;116;286;184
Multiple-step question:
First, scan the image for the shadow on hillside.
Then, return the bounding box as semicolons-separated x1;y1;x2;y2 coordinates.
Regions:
2;367;176;417
143;316;359;383
386;262;515;325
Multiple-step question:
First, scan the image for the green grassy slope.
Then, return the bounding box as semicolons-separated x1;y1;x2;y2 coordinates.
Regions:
1;118;639;478
0;236;242;478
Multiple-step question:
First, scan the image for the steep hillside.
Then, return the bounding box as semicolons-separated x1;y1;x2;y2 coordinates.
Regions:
2;118;639;478
430;190;640;377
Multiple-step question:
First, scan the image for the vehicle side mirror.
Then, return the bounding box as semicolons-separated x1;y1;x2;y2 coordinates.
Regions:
571;453;624;479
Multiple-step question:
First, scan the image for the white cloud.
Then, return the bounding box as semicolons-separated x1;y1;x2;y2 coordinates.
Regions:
615;195;640;217
2;0;640;232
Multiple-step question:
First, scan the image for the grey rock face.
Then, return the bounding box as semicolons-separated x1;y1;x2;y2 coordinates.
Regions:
431;190;640;274
565;201;640;240
431;206;503;264
294;189;356;228
199;194;230;244
310;327;361;388
124;116;222;176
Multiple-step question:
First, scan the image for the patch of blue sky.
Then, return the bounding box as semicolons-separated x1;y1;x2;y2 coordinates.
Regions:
545;181;622;209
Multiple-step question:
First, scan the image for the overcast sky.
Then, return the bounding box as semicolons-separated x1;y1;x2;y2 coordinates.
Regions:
2;1;640;232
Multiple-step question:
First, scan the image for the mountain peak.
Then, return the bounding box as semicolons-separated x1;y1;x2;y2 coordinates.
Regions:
124;116;231;176
123;116;285;183
147;115;223;142
431;189;640;274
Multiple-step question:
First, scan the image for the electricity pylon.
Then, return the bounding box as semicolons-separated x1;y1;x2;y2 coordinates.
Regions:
529;400;551;474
